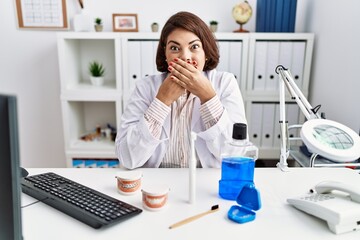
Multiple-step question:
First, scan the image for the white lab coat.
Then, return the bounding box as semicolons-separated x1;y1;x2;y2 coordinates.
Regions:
115;69;247;169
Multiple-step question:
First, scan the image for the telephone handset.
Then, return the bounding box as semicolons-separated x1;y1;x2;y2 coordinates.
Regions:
287;181;360;234
315;181;360;203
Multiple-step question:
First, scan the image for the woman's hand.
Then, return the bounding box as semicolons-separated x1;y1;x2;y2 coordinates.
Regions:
168;58;216;104
156;73;185;106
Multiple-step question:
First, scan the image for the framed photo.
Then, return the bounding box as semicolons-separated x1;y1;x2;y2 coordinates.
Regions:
112;14;138;32
15;0;68;29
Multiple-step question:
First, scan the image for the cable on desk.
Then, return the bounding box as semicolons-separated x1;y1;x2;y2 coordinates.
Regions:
21;197;48;208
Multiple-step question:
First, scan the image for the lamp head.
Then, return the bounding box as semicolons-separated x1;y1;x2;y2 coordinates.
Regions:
300;119;360;162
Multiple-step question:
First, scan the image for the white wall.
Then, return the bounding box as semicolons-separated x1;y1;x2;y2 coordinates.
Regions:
305;0;360;132
0;0;358;167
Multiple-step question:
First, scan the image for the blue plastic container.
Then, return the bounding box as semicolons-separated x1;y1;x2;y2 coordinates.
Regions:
219;156;255;200
219;180;252;200
221;157;255;181
228;183;261;224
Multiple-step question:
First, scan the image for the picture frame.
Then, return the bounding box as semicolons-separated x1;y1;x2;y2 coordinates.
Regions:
112;14;138;32
15;0;68;30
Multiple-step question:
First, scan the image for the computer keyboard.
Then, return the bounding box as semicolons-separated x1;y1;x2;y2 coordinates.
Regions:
21;172;142;229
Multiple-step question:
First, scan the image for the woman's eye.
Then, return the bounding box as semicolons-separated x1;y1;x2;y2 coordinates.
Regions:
170;46;180;51
191;44;200;50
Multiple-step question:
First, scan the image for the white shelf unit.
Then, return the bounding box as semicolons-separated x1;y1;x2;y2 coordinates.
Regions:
57;32;314;166
246;33;314;159
57;33;123;166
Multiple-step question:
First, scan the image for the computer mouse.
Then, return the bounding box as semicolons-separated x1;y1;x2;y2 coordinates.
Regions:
20;167;29;178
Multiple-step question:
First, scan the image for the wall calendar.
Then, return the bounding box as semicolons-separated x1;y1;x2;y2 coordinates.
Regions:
15;0;68;29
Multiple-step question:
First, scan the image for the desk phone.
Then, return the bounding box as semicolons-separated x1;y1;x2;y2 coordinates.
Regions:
287;181;360;234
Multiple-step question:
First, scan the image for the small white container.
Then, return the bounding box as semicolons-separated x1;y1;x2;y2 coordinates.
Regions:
141;184;169;211
115;171;142;195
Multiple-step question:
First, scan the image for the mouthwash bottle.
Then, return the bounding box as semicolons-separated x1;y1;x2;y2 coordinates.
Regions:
219;123;259;200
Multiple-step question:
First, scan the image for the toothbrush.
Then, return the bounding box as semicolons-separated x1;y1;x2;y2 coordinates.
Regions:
169;205;219;229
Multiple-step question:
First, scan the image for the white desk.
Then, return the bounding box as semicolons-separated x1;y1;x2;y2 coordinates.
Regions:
22;168;360;240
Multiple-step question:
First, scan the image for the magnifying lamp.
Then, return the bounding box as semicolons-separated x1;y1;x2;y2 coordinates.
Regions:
275;65;360;171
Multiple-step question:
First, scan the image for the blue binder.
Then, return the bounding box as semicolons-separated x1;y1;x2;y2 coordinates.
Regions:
274;0;284;32
256;0;267;32
289;0;298;32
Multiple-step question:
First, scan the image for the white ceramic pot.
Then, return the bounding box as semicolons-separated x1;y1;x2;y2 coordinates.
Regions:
210;24;218;32
90;76;104;86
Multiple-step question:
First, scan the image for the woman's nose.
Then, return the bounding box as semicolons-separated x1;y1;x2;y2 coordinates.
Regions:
179;50;192;62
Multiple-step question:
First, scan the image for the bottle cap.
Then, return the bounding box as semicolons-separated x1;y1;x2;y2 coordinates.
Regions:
232;123;247;140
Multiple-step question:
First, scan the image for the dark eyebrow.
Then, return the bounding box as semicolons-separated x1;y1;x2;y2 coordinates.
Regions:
167;40;180;45
189;39;201;45
167;39;201;46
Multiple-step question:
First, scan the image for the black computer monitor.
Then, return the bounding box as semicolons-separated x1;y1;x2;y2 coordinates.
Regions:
0;94;23;240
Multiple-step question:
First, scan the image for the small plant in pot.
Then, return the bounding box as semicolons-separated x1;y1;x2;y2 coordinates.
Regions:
88;61;105;86
151;22;159;32
209;20;218;32
94;17;103;32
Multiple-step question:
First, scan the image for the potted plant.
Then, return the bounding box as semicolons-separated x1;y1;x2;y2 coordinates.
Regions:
94;17;103;32
88;61;105;86
151;22;159;32
209;20;218;32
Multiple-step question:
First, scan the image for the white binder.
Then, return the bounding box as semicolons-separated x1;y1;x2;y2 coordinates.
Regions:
273;103;281;148
127;41;141;92
140;41;156;77
279;41;293;70
253;41;268;90
291;41;306;89
265;41;280;91
249;103;263;147
152;41;161;75
287;103;300;144
228;41;243;85
217;41;230;74
261;103;276;148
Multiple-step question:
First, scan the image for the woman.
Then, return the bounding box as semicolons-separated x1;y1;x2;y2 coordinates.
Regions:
115;11;247;169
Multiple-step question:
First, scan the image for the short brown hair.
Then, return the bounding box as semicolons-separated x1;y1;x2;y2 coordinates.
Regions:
156;11;219;72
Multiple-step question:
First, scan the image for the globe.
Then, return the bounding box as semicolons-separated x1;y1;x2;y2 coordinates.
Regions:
232;1;252;32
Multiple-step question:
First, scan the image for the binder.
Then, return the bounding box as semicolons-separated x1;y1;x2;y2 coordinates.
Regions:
253;41;268;90
273;103;281;148
140;41;155;77
217;41;230;74
279;41;293;69
127;41;141;92
108;160;120;168
153;41;161;75
269;0;277;32
265;0;272;31
72;159;85;168
282;0;291;32
85;159;97;168
288;0;298;32
286;103;300;143
256;0;267;32
228;41;243;85
96;160;108;168
261;103;276;148
291;41;306;89
274;0;284;32
265;41;280;91
249;103;263;147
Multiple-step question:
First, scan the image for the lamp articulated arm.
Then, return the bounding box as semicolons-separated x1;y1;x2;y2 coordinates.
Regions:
275;65;360;170
275;65;321;171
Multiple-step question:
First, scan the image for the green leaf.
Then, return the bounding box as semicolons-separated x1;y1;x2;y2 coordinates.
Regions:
88;61;105;77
